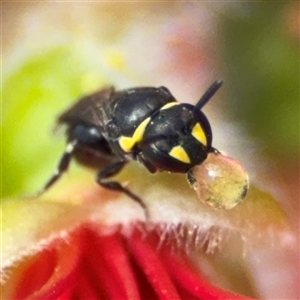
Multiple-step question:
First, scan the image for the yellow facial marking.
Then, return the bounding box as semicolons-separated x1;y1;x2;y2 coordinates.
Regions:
192;123;207;146
169;145;191;164
119;117;151;152
160;102;179;110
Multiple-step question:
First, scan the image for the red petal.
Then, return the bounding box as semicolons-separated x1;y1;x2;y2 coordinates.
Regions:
130;234;181;300
3;225;258;300
128;227;254;300
71;227;140;300
163;251;254;300
2;230;81;300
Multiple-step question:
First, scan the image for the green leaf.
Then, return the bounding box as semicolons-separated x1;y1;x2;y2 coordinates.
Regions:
2;46;109;197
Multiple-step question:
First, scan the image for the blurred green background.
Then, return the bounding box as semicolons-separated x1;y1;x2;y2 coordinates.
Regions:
2;2;299;199
220;3;299;160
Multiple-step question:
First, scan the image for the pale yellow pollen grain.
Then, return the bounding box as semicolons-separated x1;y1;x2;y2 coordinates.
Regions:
105;50;126;71
81;72;104;91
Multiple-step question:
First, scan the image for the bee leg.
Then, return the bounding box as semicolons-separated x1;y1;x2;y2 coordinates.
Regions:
96;161;149;220
37;141;77;196
136;152;157;174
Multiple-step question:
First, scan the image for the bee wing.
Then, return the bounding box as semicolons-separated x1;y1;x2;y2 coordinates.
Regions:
58;87;115;129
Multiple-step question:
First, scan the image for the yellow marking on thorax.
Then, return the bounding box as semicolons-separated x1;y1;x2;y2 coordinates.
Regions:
119;117;151;152
169;145;191;164
160;102;179;110
192;123;207;146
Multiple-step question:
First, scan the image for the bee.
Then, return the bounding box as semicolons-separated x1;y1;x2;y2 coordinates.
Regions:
41;81;223;215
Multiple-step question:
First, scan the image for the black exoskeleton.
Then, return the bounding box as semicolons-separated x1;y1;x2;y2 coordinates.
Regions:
40;81;223;217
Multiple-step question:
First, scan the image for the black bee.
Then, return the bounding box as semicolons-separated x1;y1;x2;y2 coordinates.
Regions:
41;81;223;215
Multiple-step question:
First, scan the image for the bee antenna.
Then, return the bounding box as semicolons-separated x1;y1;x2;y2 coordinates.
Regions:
195;80;223;110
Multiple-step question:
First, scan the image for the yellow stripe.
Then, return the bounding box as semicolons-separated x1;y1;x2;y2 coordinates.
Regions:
119;136;135;152
119;117;151;152
169;145;190;164
191;123;207;146
160;102;179;110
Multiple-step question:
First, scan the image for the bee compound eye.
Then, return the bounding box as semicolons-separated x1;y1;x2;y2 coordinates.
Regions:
188;152;249;209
